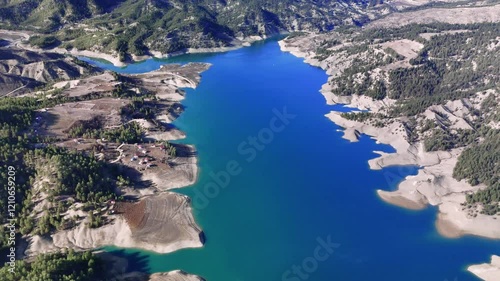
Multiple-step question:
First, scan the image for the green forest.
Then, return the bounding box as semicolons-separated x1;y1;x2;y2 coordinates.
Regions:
68;120;144;144
0;62;180;249
0;250;108;281
454;130;500;215
0;0;372;60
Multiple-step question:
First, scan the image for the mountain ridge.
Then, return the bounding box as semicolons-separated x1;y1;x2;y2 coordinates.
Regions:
1;0;391;60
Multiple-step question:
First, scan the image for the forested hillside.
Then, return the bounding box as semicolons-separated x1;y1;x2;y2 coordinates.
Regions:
454;130;500;215
0;0;120;30
0;250;107;281
0;95;122;248
1;0;388;60
321;23;500;116
0;51;211;279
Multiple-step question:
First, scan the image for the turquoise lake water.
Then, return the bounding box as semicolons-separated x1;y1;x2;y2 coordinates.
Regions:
83;40;500;281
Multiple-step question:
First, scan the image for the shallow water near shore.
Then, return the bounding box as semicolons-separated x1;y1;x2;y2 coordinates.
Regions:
89;40;500;281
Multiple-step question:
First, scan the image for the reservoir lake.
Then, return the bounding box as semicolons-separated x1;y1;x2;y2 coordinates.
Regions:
83;39;500;281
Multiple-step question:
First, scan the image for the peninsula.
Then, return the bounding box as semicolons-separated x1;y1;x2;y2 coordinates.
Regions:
280;2;500;280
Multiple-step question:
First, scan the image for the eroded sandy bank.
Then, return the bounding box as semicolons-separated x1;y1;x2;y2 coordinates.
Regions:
324;99;500;241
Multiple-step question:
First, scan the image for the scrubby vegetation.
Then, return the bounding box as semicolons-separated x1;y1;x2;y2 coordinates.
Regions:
33;147;116;201
68;119;144;144
330;23;500;116
1;0;381;60
0;0;121;33
423;128;477;152
454;130;500;215
120;98;157;120
0;55;194;250
0;250;107;281
341;112;373;122
322;22;499;138
0;98;37;244
329;50;392;100
1;142;120;238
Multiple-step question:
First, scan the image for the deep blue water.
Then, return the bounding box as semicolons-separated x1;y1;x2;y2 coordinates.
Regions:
86;40;500;281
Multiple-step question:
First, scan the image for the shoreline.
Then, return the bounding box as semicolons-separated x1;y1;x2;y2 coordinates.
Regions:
7;27;497;280
279;37;500;240
279;36;500;280
1;27;288;68
325;109;500;241
49;35;275;67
